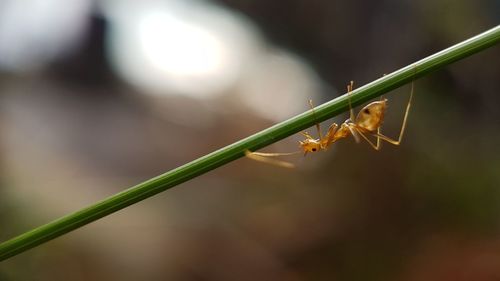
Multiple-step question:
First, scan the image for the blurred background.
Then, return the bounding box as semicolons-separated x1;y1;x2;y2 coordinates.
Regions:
0;0;499;280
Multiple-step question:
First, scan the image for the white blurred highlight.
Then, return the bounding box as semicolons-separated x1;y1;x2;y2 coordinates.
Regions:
103;0;261;98
0;0;91;72
139;12;226;77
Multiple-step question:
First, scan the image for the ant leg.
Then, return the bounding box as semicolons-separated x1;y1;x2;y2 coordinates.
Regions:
301;131;314;139
376;126;381;149
309;99;323;140
370;79;414;145
322;123;339;148
396;78;414;143
347;124;360;143
351;127;381;150
376;91;386;148
347;81;356;122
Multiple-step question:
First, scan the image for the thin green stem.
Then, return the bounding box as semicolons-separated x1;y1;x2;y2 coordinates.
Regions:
1;25;499;261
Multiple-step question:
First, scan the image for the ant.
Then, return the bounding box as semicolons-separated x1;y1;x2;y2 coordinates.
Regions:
245;78;414;168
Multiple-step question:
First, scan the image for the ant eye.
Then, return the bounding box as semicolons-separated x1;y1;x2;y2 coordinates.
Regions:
363;108;370;114
312;148;317;152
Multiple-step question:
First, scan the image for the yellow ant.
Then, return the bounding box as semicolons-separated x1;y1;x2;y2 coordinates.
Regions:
245;79;414;168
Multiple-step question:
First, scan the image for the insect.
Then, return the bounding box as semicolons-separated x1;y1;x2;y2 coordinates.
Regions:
246;79;414;168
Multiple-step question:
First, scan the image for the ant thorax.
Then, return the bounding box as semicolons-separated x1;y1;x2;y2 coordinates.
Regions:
333;122;351;139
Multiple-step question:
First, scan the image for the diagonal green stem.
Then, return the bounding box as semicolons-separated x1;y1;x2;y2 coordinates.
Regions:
1;25;499;261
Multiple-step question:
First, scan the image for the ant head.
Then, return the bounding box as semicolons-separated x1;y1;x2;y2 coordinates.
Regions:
299;139;321;155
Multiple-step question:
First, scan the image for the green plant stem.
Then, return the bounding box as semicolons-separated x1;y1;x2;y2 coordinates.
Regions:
1;25;499;261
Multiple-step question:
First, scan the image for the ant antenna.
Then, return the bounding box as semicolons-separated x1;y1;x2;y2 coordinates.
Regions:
244;150;301;168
